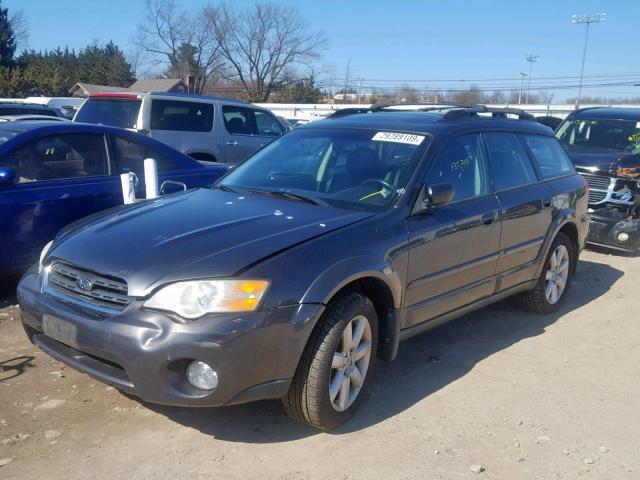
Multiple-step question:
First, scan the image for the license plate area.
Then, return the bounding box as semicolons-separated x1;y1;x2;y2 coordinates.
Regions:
42;314;78;348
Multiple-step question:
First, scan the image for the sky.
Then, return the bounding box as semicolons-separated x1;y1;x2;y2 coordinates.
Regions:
6;0;639;101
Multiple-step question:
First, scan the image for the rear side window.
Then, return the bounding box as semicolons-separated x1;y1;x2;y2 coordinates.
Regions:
222;106;254;135
150;100;213;132
75;99;141;129
0;107;21;115
426;133;489;202
113;136;180;174
523;135;574;179
484;132;537;190
10;134;109;183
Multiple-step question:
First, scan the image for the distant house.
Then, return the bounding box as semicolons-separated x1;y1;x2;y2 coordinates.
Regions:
69;83;129;97
128;78;187;93
69;78;188;97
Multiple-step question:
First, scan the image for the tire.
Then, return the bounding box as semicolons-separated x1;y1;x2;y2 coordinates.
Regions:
520;232;574;314
283;291;378;430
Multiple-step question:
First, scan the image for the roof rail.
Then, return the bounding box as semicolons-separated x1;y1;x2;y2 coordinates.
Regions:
327;107;376;118
442;106;535;121
327;101;474;118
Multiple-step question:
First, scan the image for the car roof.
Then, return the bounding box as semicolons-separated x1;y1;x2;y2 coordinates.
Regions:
0;114;67;122
569;107;640;121
303;110;553;136
90;92;248;105
0;103;57;110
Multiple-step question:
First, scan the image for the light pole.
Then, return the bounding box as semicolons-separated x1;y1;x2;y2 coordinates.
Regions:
525;54;540;104
572;13;606;108
518;72;528;105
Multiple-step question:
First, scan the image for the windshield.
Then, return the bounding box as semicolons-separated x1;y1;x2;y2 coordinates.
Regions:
0;128;20;146
556;118;640;154
219;127;429;212
74;98;141;129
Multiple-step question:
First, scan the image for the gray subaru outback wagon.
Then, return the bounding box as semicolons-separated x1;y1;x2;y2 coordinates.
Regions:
18;105;590;429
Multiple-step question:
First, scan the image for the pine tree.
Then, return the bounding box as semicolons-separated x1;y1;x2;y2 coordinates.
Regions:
0;0;16;67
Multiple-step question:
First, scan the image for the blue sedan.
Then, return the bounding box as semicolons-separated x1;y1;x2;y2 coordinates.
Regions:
0;121;227;276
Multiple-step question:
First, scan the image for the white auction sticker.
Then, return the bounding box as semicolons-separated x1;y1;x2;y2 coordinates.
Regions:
372;131;425;145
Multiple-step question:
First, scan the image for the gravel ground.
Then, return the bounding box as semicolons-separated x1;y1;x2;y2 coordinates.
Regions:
0;249;638;480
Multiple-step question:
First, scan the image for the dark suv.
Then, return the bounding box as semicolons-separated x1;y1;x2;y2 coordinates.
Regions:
556;107;640;252
18;105;589;430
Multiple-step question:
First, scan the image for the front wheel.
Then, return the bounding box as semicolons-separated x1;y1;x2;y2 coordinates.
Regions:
520;232;574;313
283;292;378;430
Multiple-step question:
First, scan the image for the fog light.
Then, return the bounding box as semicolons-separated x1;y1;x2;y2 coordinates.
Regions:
617;232;630;243
186;361;218;390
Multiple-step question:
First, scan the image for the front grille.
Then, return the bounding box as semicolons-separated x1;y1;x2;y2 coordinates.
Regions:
579;173;614;205
588;189;608;203
580;173;613;191
46;262;132;312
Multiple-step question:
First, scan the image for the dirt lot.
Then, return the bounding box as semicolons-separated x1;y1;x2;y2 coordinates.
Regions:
0;249;638;480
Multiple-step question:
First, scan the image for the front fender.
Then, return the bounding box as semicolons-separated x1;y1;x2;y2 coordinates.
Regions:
300;255;403;308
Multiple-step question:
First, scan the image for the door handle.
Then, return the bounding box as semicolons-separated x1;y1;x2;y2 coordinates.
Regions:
226;140;238;146
482;213;496;226
542;198;552;208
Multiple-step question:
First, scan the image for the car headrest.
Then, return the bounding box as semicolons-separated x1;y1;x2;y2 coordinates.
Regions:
227;117;247;134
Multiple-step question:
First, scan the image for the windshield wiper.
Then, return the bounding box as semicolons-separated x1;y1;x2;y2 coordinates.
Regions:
247;188;328;206
214;184;240;193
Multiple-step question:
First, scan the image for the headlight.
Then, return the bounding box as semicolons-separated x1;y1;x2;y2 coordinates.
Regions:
143;279;269;319
39;240;54;273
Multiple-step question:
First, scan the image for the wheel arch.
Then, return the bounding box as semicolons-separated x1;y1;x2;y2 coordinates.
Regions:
301;262;403;362
187;151;218;163
536;210;581;278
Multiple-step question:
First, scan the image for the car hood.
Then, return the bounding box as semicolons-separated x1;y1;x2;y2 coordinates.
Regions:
48;188;373;296
568;151;640;178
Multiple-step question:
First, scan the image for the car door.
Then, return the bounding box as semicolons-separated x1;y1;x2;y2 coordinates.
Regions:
0;132;120;273
221;105;263;163
404;133;502;328
147;98;215;156
483;132;554;290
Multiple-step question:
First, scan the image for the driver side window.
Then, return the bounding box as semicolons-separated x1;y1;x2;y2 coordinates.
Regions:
426;134;489;203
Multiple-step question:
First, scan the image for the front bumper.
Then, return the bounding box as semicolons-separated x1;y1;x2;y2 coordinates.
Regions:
18;269;324;407
587;210;640;252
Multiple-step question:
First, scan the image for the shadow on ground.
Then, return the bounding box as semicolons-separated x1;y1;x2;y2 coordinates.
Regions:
0;355;35;381
143;259;623;442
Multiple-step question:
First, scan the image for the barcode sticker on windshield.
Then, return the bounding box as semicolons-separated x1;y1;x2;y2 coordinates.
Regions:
372;132;425;145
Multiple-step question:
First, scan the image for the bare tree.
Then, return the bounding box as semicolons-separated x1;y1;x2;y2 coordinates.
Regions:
136;0;224;93
9;7;28;50
208;2;326;102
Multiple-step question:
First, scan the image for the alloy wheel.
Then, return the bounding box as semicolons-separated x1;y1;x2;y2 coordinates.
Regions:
329;314;372;412
545;244;570;304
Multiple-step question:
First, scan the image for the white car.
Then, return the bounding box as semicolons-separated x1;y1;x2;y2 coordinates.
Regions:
73;92;285;163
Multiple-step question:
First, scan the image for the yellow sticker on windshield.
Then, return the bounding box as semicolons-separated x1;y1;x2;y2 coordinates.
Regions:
372;132;425;145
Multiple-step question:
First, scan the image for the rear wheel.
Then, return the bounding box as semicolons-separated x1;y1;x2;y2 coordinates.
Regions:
520;232;574;313
283;292;377;430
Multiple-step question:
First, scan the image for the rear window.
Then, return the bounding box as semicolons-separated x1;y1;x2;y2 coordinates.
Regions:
523;135;574;179
150;100;213;132
75;99;141;129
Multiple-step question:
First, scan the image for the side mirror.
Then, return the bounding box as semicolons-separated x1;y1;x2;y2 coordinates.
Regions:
424;183;454;207
0;167;16;187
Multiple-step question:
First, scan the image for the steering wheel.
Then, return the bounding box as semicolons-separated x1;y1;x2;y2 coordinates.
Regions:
362;178;395;192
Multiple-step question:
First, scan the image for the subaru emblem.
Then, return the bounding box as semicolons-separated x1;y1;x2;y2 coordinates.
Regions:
76;277;93;292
